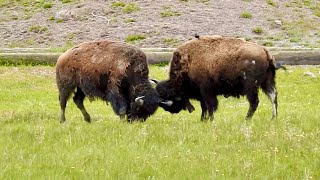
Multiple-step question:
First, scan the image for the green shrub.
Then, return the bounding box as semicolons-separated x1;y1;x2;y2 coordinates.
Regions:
303;0;311;6
28;25;48;33
112;1;126;8
48;16;55;21
240;11;252;18
125;34;145;42
122;3;140;13
252;27;263;34
263;41;273;46
55;19;64;23
125;18;136;23
266;0;276;6
43;2;53;9
160;10;181;17
289;37;301;42
314;10;320;17
163;38;178;46
61;0;72;3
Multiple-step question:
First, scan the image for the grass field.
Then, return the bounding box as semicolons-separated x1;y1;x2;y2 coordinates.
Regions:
0;65;319;179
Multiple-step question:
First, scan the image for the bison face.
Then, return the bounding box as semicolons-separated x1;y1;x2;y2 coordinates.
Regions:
156;80;187;114
129;89;159;121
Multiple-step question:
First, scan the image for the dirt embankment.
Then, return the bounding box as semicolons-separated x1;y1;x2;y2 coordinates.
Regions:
0;0;320;49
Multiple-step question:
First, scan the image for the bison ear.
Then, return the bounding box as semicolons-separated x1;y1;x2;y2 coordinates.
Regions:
149;79;159;84
160;100;173;106
135;96;145;106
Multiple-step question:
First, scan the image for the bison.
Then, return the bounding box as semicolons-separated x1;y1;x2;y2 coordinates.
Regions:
156;35;281;120
56;40;160;123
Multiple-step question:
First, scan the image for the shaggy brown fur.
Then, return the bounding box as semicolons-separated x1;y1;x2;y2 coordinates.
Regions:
56;40;159;123
156;35;278;120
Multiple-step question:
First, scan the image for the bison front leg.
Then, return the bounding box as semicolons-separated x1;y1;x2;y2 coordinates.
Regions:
200;88;218;121
200;100;208;121
108;92;128;119
246;90;259;120
200;97;218;121
207;96;218;121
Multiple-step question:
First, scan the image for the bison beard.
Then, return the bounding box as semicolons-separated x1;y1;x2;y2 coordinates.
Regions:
156;35;280;121
56;40;159;123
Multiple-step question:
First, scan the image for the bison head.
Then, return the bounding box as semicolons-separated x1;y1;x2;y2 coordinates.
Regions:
129;88;160;121
155;80;190;114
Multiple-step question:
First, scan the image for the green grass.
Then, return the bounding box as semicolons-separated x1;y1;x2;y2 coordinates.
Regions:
163;38;179;47
125;34;145;42
160;9;181;17
28;25;48;33
240;11;253;18
252;27;263;34
111;1;126;8
0;65;319;179
122;3;140;14
266;0;276;6
125;18;136;23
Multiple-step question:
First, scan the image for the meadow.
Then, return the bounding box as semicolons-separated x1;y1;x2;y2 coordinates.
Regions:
0;65;319;179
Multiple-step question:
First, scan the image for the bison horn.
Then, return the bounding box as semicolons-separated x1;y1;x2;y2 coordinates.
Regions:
149;79;159;84
135;96;145;106
160;100;173;106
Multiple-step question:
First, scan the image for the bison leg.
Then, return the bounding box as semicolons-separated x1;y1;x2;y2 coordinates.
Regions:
200;100;208;121
246;90;259;120
108;92;127;119
200;88;218;121
207;96;218;121
261;82;278;119
58;87;73;124
73;87;91;123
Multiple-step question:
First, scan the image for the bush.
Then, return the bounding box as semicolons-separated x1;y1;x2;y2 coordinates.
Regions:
122;3;140;13
112;1;126;8
43;2;53;9
240;11;252;18
289;37;301;42
266;0;276;6
125;34;145;42
263;41;273;46
160;10;181;17
28;25;48;33
125;18;136;23
252;27;263;34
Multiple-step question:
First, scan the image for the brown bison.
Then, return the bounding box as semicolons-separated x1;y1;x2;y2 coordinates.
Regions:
156;35;280;120
56;40;160;123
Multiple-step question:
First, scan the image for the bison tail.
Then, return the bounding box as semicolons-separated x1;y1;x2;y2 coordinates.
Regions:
264;47;286;70
264;47;276;69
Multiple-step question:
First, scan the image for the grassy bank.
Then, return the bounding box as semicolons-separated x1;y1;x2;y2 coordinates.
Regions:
0;65;319;179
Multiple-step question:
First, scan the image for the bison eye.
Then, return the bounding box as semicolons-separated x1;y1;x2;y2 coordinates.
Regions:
175;97;182;101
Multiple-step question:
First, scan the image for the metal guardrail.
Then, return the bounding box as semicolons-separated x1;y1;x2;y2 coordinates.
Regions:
0;48;320;65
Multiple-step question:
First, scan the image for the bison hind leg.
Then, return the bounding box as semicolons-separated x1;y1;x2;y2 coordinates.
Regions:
246;89;259;120
261;80;278;119
58;86;74;124
73;87;91;123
